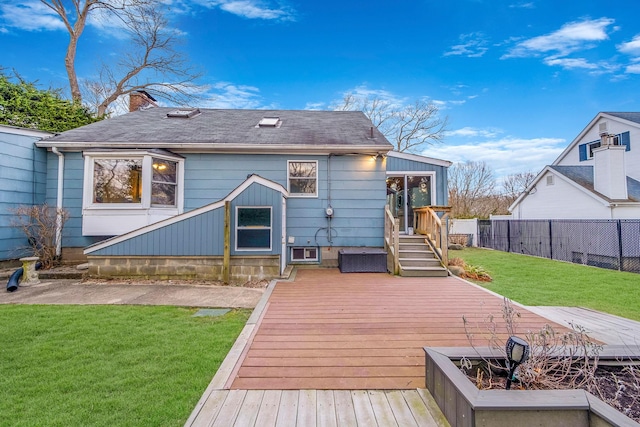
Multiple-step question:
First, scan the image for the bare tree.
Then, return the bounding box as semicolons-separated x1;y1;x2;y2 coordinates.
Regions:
448;161;497;218
10;204;69;268
41;0;201;116
334;93;447;153
40;0;141;103
502;171;537;204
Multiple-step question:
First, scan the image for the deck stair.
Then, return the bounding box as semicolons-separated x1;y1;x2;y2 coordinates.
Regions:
398;235;449;277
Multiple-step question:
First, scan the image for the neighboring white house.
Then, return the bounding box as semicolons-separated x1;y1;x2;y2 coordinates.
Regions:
510;112;640;219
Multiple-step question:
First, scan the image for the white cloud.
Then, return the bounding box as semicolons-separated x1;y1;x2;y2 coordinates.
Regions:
424;136;565;178
618;35;640;55
509;2;535;9
444;33;489;58
503;17;614;58
543;56;599;70
0;2;65;32
625;63;640;74
304;102;325;110
446;127;502;138
198;81;276;109
191;0;295;21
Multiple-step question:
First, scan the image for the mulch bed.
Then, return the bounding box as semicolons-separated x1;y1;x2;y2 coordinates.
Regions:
464;363;640;422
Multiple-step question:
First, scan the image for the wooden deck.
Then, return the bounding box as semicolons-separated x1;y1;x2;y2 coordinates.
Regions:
228;269;564;390
525;306;640;346
189;389;444;427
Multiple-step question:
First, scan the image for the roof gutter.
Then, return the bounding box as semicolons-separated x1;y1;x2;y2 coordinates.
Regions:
35;141;392;155
51;147;64;258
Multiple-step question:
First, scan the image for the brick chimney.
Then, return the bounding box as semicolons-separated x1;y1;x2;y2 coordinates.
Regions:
129;90;158;112
593;138;628;200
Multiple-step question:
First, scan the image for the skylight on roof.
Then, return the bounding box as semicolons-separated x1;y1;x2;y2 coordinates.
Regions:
257;117;281;128
166;108;200;118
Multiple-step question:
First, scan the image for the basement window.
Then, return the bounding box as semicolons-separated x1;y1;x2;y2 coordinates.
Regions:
291;247;318;262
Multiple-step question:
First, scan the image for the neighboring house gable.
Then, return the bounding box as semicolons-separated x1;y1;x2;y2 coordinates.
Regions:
0;125;52;261
510;112;640;220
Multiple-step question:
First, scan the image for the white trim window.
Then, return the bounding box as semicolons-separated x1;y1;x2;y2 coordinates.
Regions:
288;160;318;197
236;207;272;251
82;151;184;236
291;247;318;262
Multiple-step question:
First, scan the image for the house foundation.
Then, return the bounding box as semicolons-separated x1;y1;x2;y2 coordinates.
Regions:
86;255;280;284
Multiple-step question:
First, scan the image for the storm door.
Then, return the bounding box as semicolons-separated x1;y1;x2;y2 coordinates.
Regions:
386;175;433;233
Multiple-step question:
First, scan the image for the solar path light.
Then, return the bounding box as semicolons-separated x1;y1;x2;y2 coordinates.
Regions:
505;336;530;390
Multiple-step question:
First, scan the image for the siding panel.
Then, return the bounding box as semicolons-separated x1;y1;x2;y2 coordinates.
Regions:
0;131;48;260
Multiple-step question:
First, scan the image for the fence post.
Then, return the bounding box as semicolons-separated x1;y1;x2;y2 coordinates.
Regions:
617;220;623;271
549;220;553;260
507;220;511;253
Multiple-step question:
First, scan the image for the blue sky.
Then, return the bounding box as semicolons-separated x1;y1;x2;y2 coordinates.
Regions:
2;0;640;182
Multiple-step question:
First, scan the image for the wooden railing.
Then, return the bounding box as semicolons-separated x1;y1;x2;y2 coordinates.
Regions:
384;205;400;275
413;206;451;266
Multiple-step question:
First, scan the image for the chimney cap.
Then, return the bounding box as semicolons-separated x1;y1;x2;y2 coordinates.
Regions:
133;90;157;102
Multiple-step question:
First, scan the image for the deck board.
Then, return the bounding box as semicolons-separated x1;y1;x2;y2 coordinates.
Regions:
230;269;569;390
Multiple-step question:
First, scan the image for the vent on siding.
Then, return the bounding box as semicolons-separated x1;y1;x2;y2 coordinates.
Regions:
598;122;608;135
546;175;554;186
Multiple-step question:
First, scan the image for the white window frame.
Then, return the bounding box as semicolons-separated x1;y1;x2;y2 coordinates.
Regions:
83;151;184;210
291;247;318;262
82;151;184;236
235;206;272;251
587;134;621;159
287;160;318;198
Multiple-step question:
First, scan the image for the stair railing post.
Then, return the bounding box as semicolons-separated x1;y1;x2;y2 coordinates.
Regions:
394;218;400;275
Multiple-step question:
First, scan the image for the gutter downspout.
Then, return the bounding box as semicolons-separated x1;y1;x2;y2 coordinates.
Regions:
52;147;64;258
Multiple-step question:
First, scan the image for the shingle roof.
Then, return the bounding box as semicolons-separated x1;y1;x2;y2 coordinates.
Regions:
603;112;640;125
40;108;393;152
549;165;640;202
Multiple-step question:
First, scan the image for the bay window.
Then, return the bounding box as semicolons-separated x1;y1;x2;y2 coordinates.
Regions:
82;151;184;235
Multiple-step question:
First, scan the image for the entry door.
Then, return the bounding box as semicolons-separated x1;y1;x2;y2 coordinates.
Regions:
386;175;433;233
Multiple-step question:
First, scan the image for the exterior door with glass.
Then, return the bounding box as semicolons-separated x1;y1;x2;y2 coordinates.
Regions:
386;175;433;233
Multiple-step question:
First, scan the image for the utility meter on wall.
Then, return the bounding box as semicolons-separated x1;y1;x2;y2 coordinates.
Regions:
325;206;334;217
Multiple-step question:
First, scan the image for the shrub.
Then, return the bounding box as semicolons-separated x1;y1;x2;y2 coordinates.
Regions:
10;204;69;268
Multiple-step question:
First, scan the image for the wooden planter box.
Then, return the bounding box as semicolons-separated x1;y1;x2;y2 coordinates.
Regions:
424;347;640;427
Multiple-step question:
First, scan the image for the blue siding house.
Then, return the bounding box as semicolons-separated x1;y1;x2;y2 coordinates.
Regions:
0;125;52;262
35;101;450;281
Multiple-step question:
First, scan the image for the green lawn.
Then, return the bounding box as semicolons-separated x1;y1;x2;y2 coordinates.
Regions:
0;305;249;427
452;247;640;321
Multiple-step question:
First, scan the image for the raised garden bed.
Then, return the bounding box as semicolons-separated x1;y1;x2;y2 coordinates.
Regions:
424;346;640;427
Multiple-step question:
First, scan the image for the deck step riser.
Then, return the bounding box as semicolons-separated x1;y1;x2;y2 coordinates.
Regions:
399;244;430;251
399;268;449;277
400;259;442;268
399;251;435;259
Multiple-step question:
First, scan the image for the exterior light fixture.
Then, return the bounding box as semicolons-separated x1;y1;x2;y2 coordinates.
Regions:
505;336;529;390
